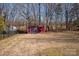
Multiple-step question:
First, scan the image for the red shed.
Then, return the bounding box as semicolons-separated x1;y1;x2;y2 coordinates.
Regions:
27;25;45;33
37;25;45;32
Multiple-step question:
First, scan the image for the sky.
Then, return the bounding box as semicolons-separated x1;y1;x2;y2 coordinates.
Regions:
0;3;73;23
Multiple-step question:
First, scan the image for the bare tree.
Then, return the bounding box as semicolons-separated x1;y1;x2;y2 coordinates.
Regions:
38;3;41;25
69;3;79;31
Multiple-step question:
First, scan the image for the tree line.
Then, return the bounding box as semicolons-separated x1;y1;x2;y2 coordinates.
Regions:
0;3;79;33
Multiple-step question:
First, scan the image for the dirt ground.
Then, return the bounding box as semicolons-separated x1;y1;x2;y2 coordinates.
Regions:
0;31;79;56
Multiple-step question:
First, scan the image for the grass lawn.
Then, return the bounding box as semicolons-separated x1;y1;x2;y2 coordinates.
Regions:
38;46;77;56
0;31;79;56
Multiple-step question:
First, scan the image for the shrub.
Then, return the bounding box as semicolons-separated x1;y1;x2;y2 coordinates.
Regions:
0;16;5;33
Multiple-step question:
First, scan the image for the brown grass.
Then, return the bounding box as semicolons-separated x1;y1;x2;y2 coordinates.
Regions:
0;31;79;56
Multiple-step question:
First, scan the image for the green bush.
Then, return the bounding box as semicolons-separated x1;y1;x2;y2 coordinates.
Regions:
0;16;5;33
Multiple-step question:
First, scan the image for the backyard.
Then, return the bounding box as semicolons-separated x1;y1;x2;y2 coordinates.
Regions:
0;3;79;56
0;31;79;56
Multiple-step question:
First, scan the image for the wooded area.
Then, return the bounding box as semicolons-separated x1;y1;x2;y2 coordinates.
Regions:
0;3;79;34
0;3;79;56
